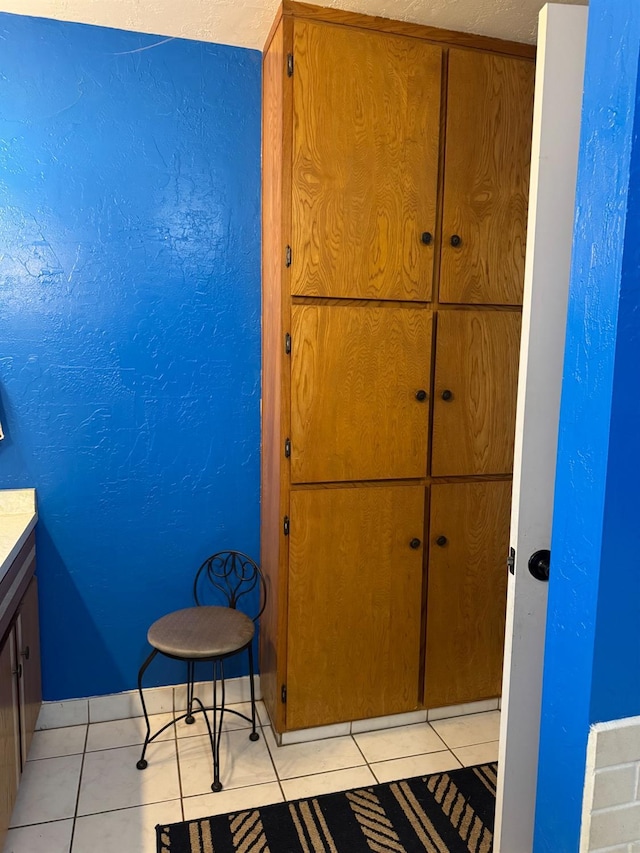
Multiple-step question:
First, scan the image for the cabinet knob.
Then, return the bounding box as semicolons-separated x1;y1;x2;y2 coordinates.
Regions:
441;389;453;401
409;538;422;550
415;389;428;402
436;535;448;547
450;234;462;248
421;231;433;245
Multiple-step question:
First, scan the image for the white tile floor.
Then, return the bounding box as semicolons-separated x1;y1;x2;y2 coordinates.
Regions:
3;703;500;853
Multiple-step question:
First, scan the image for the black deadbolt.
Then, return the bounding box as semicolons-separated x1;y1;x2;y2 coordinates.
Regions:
441;389;453;401
528;549;550;582
415;389;428;402
436;535;448;547
409;538;422;549
450;234;462;247
421;231;433;245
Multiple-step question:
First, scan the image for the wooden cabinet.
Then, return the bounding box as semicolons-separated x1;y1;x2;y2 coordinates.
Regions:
0;535;42;845
287;486;425;728
432;310;522;476
261;0;534;734
290;21;442;301
290;304;432;482
425;481;512;708
440;50;534;305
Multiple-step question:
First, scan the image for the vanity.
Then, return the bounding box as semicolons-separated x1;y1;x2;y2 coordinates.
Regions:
0;489;40;842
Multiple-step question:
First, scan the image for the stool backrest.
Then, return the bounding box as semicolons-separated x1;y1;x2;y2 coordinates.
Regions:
193;550;265;621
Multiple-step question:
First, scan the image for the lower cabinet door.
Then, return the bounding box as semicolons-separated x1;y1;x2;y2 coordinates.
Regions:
16;577;42;764
286;485;426;729
0;630;20;841
424;480;511;708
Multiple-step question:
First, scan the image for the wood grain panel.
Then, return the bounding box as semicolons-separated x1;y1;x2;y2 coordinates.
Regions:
17;578;41;765
291;21;441;301
291;304;432;482
260;18;292;732
440;50;534;305
0;631;19;843
282;2;537;59
424;480;511;708
431;310;521;476
287;485;425;729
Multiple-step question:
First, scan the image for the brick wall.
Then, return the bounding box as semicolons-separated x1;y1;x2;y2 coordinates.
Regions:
581;716;640;851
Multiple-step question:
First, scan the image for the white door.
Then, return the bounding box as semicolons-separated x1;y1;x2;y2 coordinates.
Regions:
494;6;588;852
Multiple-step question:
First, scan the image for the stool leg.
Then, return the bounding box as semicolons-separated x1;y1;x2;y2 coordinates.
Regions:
185;660;196;725
211;659;223;792
136;648;158;770
248;644;260;742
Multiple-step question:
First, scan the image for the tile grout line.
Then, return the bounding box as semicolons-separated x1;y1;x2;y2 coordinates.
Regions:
68;721;90;852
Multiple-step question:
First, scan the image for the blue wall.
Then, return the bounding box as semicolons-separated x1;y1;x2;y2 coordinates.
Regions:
0;14;262;700
535;2;640;850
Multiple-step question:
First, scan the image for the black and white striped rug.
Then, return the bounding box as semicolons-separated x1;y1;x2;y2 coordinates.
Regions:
157;762;497;853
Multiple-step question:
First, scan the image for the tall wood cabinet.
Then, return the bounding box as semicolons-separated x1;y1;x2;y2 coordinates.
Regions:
261;0;535;734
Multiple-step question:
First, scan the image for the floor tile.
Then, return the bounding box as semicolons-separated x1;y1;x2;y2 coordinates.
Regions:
89;686;173;723
354;722;446;764
452;741;500;767
371;750;461;784
2;819;74;853
27;725;87;761
72;799;182;853
263;724;365;780
177;729;277;797
430;711;501;749
36;699;88;730
281;721;351;745
86;713;174;752
281;766;377;801
183;782;284;820
10;754;82;827
77;741;180;816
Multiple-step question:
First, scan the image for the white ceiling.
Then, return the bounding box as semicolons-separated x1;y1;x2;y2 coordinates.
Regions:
0;0;587;51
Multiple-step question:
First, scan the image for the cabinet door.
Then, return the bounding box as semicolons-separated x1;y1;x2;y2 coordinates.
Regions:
424;481;511;708
440;50;534;305
291;304;432;482
16;578;42;764
287;485;425;729
291;21;441;301
431;310;521;476
0;630;20;841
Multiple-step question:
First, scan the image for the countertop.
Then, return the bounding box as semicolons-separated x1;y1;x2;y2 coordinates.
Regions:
0;489;37;584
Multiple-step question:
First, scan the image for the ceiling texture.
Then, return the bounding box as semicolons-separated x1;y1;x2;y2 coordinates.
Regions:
0;0;587;51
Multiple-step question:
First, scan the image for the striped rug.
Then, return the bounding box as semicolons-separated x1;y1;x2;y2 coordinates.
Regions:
157;762;497;853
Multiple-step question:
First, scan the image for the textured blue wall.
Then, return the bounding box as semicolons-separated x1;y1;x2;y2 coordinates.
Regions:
535;2;640;850
0;14;262;700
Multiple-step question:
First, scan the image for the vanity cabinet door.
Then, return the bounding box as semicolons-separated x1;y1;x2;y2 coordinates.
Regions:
0;630;20;840
16;577;42;764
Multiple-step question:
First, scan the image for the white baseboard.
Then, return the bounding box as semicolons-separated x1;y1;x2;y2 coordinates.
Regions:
36;674;262;730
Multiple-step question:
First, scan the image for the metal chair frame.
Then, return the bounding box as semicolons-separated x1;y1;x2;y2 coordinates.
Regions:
136;550;266;792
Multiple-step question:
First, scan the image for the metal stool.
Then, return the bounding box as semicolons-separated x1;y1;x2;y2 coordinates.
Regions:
135;550;265;791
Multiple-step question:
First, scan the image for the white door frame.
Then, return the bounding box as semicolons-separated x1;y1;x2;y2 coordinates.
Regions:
494;6;588;851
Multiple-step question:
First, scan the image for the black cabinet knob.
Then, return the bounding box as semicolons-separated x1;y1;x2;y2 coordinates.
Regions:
409;538;422;550
436;535;448;547
415;389;428;402
450;234;462;247
421;231;433;245
441;389;453;401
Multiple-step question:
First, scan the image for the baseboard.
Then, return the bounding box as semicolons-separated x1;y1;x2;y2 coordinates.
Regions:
36;674;262;730
277;697;501;745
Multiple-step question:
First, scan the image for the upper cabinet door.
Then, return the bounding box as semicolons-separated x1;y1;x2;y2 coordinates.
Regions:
440;50;534;306
291;303;432;482
291;22;442;301
431;309;521;476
